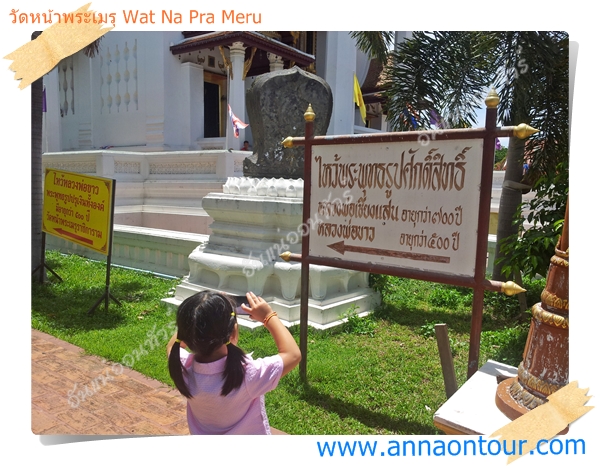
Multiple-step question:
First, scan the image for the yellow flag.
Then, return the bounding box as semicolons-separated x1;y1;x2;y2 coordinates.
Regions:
353;73;367;124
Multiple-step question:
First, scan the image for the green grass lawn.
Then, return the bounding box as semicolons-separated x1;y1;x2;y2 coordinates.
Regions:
31;250;544;435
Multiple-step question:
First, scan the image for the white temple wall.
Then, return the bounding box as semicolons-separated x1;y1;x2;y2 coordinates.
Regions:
316;32;357;136
45;32;207;152
43;67;62;153
179;62;205;149
91;37;143;149
160;32;194;149
355;45;371;87
51;52;93;151
45;31;380;153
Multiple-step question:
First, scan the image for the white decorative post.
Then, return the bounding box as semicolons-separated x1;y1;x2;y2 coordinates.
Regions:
320;32;356;136
227;41;247;150
181;62;204;149
267;53;284;71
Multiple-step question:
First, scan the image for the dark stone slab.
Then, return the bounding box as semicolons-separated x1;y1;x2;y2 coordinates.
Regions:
243;66;332;179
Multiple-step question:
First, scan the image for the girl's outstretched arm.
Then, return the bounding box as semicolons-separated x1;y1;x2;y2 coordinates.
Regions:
242;292;301;376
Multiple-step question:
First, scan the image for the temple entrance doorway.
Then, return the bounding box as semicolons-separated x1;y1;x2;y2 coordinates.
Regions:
203;72;227;138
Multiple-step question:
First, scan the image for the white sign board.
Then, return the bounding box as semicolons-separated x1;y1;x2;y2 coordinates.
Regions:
309;139;484;277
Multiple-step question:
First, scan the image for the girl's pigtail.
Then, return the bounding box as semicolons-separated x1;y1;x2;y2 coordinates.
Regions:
168;339;193;399
221;342;246;396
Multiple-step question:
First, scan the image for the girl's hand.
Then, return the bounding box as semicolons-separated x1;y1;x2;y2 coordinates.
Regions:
242;292;301;376
241;292;273;322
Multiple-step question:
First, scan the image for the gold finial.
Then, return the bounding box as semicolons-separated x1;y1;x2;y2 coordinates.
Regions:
501;281;526;296
282;137;294;148
485;88;499;108
514;123;539;139
304;104;315;122
280;251;292;262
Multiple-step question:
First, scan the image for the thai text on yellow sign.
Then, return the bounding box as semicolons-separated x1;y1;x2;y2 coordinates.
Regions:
43;169;114;255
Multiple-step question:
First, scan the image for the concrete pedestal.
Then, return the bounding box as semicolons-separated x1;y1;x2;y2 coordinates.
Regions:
434;360;518;435
163;178;380;328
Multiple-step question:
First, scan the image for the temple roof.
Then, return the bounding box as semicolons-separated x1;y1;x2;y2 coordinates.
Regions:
170;31;315;71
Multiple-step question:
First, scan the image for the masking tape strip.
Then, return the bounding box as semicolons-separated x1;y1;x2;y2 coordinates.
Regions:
4;3;113;90
490;381;594;464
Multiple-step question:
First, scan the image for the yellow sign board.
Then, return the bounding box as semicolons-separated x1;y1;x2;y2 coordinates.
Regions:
43;169;114;255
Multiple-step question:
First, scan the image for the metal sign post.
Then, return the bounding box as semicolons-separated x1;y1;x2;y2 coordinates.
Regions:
32;231;63;283
87;178;121;315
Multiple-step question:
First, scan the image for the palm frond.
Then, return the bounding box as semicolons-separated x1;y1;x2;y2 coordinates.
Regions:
350;31;394;63
383;32;496;131
82;38;103;58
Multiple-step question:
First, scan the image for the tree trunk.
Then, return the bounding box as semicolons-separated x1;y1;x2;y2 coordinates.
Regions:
492;136;525;280
31;31;44;276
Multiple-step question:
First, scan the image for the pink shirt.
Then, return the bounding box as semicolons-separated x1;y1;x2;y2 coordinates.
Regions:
180;348;283;434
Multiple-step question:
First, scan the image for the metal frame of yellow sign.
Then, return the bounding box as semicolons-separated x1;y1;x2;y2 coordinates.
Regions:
43;168;114;255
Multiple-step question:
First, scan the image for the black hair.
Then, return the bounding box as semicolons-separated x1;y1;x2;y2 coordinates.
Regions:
168;291;246;398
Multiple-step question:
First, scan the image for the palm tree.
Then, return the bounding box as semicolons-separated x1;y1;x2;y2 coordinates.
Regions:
350;31;394;63
353;31;569;281
491;32;568;280
82;39;103;58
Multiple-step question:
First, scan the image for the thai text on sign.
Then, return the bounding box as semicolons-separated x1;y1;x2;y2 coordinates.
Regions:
310;139;483;277
43;169;114;255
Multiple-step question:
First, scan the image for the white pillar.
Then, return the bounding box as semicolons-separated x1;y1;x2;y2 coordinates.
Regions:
321;32;356;136
181;63;204;149
77;53;93;150
43;69;62;152
216;152;234;180
267;53;284;71
227;41;247;150
394;31;412;48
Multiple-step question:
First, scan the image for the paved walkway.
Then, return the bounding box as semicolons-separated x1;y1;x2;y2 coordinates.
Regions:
31;329;189;435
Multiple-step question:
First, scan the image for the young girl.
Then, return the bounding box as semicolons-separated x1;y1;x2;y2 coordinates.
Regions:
167;290;301;435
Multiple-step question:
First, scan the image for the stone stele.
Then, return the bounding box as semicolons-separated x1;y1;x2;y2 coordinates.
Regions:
243;66;332;179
